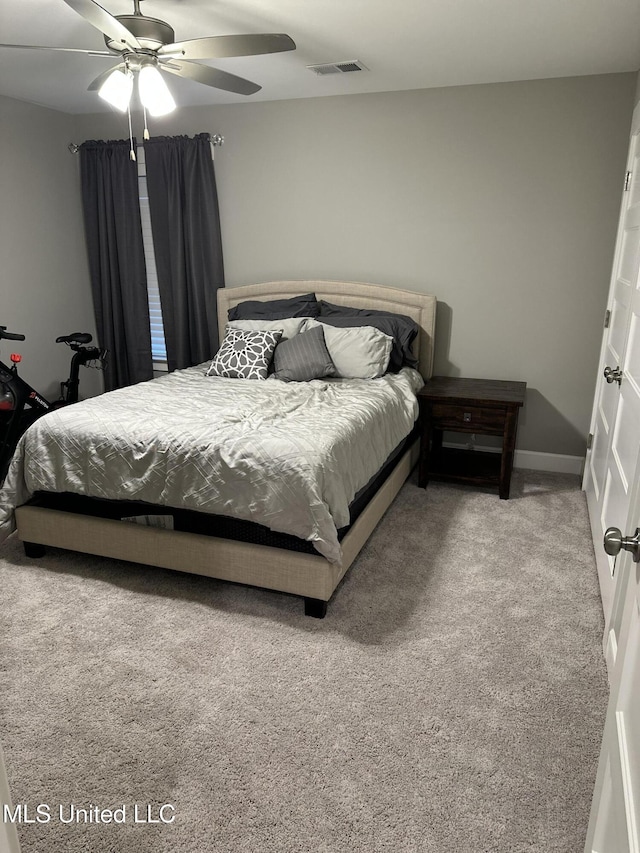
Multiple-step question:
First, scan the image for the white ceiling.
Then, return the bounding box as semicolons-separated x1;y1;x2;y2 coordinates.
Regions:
0;0;639;115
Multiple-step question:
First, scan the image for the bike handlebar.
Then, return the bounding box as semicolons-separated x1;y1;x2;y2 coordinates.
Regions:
0;326;25;342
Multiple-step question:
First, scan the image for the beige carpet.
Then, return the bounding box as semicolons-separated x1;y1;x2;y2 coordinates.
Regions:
0;470;607;853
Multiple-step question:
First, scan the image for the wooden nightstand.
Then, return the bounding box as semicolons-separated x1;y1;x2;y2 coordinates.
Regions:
418;377;526;499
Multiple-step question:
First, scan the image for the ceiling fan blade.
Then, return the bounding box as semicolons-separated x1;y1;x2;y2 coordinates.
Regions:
63;0;141;51
158;33;295;60
161;60;261;96
88;63;126;91
0;43;113;56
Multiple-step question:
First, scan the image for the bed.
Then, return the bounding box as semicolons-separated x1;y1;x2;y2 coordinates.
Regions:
2;281;436;617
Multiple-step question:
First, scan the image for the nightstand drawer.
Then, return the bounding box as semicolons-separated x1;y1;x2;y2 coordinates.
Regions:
429;403;507;431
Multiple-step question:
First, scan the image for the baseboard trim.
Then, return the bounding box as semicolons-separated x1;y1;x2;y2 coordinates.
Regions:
443;441;585;475
514;449;584;475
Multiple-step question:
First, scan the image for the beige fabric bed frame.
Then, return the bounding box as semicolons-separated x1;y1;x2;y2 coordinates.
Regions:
15;281;436;617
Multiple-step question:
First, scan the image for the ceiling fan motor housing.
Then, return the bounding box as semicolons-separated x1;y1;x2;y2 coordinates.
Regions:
105;15;175;51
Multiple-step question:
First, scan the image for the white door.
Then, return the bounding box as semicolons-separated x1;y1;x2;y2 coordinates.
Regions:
0;742;21;853
584;103;640;669
584;497;640;853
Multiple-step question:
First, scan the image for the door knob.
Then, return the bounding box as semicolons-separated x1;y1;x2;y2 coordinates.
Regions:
603;366;623;385
603;527;640;562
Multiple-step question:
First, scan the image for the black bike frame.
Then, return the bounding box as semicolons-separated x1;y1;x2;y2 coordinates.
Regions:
0;342;105;484
59;346;104;404
0;359;51;482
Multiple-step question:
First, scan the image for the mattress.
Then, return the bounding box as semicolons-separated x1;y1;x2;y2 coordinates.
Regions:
24;424;419;557
0;365;424;562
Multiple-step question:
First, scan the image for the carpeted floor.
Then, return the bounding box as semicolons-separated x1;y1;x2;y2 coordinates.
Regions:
0;470;607;853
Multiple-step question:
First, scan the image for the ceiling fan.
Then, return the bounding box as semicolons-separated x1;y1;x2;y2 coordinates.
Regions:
0;0;296;114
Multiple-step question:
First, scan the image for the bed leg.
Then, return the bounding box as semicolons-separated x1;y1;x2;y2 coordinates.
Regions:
23;542;46;558
304;598;328;619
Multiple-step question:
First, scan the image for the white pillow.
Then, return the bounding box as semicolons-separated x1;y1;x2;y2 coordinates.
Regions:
227;317;310;341
306;319;393;379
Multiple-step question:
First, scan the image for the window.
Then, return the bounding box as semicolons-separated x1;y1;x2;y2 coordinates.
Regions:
137;146;167;369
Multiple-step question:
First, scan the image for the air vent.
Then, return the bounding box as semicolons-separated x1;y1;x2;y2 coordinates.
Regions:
307;60;368;76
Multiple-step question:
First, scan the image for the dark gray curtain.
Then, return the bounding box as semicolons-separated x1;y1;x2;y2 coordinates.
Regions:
144;133;224;372
79;139;154;390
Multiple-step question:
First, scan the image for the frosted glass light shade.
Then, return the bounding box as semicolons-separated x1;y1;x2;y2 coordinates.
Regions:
138;66;176;116
98;69;133;112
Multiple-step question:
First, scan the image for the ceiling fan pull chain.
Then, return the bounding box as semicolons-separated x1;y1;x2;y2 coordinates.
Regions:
127;101;136;161
143;105;150;141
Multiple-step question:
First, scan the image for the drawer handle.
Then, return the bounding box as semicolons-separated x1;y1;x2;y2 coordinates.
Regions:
463;412;472;423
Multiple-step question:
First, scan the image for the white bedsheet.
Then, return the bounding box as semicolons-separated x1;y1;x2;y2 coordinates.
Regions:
0;366;424;562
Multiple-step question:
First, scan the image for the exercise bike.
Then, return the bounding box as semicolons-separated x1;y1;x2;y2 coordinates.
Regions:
0;325;106;483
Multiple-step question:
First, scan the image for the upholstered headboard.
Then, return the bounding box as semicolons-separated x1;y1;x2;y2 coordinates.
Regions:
217;281;437;379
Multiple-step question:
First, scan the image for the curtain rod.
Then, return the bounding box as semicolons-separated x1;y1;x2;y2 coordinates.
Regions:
68;133;224;153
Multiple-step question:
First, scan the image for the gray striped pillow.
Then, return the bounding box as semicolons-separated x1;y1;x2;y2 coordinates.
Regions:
272;324;336;382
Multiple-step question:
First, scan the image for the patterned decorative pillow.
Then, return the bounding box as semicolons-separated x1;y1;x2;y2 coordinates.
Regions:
206;328;282;380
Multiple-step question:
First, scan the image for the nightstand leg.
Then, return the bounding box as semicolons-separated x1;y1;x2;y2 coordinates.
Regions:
419;424;433;488
499;409;519;499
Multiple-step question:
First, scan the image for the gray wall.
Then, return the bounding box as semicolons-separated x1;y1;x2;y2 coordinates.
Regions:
74;73;636;457
0;95;102;400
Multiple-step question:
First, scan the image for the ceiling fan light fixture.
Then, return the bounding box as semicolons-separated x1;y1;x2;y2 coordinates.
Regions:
98;67;133;112
3;0;297;110
138;64;176;116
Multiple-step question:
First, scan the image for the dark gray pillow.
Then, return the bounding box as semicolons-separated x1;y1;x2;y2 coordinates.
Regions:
272;324;336;382
318;302;418;372
228;292;320;321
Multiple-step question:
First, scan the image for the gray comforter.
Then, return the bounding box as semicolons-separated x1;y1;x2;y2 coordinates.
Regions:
0;366;424;562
